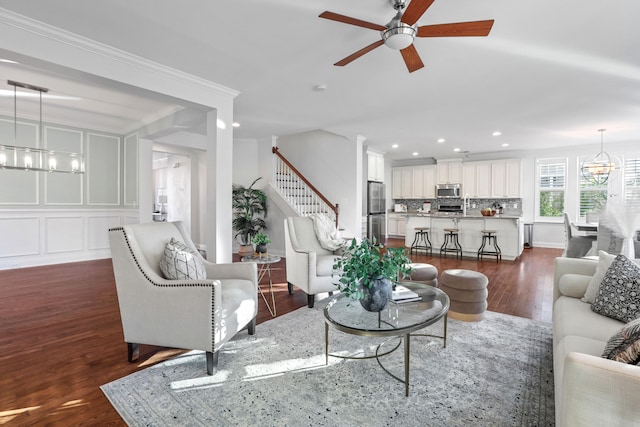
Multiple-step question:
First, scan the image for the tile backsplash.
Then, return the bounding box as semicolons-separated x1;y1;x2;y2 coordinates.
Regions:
393;198;523;216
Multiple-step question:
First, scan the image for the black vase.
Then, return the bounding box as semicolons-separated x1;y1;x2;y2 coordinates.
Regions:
255;244;267;254
359;276;392;312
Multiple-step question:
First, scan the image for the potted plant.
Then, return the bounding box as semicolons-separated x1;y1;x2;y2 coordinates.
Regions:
253;232;271;256
332;238;413;312
232;177;268;256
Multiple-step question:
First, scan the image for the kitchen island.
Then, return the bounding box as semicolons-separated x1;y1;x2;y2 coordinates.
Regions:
398;212;523;261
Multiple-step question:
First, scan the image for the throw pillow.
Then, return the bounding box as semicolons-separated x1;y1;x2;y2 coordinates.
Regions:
159;237;206;280
602;317;640;365
591;255;640;323
582;250;617;303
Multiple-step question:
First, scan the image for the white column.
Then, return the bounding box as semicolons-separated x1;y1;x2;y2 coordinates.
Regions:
205;105;234;263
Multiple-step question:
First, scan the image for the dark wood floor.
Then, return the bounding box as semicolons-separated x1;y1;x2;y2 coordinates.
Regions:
0;240;561;426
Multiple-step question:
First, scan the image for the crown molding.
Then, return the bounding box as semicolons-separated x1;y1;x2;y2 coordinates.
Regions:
0;8;240;103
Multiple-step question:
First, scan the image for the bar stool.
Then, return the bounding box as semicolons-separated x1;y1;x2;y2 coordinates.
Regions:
478;230;502;262
440;228;462;259
410;227;432;256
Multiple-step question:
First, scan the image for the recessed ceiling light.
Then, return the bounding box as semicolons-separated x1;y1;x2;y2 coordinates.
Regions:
492;131;502;136
437;138;445;143
453;148;461;152
412;152;419;156
232;122;240;128
313;84;327;92
392;144;399;148
216;119;226;129
501;143;509;147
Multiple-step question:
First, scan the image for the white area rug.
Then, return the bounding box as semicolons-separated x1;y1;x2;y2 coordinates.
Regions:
101;300;554;426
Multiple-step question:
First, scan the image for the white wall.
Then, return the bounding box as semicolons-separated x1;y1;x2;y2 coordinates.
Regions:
276;130;363;239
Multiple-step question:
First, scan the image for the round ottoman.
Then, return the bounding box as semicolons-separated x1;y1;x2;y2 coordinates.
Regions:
406;263;438;287
440;269;489;321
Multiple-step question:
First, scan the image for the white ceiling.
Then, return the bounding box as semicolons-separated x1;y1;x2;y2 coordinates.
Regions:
0;0;639;160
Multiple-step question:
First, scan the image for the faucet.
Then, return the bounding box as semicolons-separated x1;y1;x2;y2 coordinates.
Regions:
463;193;470;216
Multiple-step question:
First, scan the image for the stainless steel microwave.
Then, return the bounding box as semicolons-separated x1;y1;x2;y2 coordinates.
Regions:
436;183;462;198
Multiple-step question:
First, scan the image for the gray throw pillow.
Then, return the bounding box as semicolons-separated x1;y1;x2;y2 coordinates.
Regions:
602;317;640;365
591;255;640;323
159;237;206;280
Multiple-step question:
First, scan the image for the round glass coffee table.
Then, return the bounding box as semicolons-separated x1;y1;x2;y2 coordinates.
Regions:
324;282;449;396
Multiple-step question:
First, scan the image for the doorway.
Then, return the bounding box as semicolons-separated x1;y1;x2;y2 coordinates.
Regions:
152;151;191;231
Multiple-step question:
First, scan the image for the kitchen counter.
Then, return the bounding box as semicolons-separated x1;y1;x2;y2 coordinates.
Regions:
390;210;522;220
399;212;524;260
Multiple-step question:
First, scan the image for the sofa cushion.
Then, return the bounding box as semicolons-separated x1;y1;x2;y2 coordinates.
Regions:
582;250;617;303
159;237;206;280
553;296;625;347
591;255;640;323
602;317;640;365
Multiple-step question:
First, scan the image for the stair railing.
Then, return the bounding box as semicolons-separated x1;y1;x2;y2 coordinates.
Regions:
272;146;339;226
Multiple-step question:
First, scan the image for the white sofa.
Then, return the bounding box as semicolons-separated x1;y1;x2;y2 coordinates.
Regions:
553;257;640;426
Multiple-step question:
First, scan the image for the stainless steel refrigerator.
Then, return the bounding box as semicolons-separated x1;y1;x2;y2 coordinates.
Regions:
367;181;386;243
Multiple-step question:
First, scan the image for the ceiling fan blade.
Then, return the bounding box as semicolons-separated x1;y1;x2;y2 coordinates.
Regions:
401;0;436;26
319;11;386;31
400;44;424;73
334;40;385;66
417;20;495;37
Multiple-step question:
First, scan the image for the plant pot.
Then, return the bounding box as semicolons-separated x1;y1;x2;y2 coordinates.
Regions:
255;244;268;255
238;244;254;257
359;276;393;312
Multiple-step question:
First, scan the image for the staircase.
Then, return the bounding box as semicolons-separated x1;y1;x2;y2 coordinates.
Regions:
272;147;339;226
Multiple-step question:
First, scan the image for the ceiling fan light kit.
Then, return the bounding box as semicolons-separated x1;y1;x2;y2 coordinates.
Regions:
382;22;417;50
319;0;494;73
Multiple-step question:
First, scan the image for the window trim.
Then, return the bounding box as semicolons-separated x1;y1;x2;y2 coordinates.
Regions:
535;157;568;223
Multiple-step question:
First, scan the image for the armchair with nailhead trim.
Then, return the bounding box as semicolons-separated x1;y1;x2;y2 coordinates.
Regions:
108;221;258;375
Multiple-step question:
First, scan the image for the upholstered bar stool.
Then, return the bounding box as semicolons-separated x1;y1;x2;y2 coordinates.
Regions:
440;269;489;321
410;227;433;256
406;263;438;287
478;230;502;262
440;228;462;259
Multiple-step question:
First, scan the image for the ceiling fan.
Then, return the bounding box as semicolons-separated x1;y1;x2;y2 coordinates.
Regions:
319;0;494;73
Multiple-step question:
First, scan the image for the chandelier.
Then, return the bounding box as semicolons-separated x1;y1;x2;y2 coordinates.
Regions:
580;129;618;185
0;80;84;174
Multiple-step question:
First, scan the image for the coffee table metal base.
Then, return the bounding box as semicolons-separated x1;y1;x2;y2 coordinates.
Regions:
324;316;447;396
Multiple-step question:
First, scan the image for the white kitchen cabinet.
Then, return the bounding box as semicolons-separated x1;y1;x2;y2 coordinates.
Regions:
462;161;491;197
412;167;424;198
422;165;437;198
437;160;462;184
388;215;406;237
392;167;413;199
492;159;522;197
367;151;385;182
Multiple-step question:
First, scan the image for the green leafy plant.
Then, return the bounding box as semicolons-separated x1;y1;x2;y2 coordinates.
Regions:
232;177;268;245
332;238;413;300
252;232;271;245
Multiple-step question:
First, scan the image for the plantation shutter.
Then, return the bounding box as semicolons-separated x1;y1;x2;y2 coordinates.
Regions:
578;155;608;218
625;157;640;209
537;158;567;218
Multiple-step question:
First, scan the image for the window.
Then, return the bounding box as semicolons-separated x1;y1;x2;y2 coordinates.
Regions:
578;155;608;219
537;158;566;219
624;156;640;209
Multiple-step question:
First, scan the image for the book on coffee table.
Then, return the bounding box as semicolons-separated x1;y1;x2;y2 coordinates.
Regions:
392;285;422;303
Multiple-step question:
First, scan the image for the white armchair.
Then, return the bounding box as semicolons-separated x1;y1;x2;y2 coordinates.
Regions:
108;221;258;375
284;217;340;308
